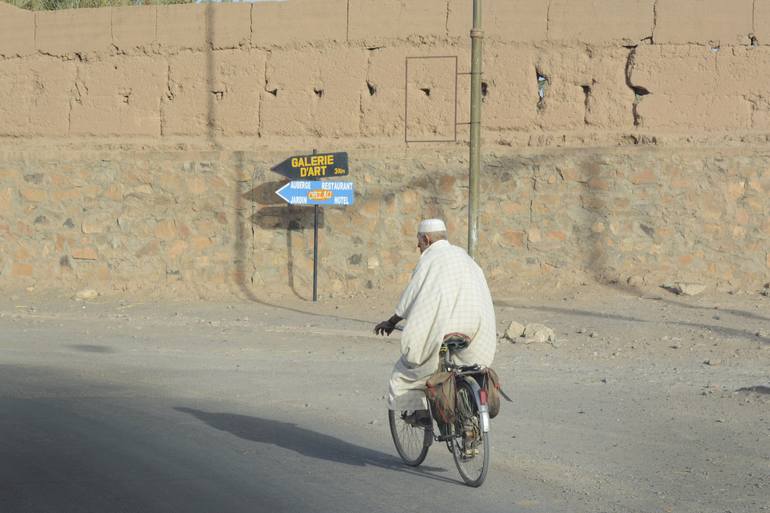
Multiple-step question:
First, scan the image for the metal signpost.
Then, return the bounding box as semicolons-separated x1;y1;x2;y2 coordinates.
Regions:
468;0;483;260
272;152;352;302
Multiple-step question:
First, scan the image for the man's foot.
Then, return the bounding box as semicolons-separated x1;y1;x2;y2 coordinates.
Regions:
402;409;431;428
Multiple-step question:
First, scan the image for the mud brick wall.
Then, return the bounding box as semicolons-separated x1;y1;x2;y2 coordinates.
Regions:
0;1;769;298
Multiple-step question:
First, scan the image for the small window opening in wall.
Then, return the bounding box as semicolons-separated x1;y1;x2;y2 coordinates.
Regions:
120;91;131;104
481;81;488;97
631;86;650;127
581;84;593;125
632;85;650;101
581;85;592;105
313;88;324;98
536;71;549;109
419;87;431;97
367;81;377;96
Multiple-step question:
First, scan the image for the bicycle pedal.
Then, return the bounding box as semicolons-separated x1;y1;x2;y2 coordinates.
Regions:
463;448;479;458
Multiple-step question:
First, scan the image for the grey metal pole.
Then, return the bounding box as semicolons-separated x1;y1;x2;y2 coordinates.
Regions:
468;0;483;259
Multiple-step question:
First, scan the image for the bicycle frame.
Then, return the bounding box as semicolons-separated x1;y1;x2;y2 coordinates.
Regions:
440;346;490;433
423;369;490;443
457;375;490;433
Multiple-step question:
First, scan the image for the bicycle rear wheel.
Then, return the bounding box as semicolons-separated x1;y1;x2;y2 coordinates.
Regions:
451;382;490;487
388;409;431;466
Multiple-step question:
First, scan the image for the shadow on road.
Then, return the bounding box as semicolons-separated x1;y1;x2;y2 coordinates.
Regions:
175;407;457;484
66;344;116;354
654;295;770;323
736;385;770;395
502;303;770;345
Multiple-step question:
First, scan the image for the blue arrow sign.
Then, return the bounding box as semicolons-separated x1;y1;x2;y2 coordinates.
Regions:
275;181;355;206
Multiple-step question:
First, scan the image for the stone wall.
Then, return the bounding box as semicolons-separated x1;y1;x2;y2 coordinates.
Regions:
0;1;769;298
2;141;768;299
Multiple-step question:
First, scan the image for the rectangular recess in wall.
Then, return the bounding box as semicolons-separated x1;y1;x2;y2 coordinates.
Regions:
405;56;458;143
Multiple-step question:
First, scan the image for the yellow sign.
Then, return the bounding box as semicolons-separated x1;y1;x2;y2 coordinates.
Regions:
292;154;335;178
307;190;333;201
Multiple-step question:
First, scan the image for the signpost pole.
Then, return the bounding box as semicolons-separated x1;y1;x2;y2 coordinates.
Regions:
312;149;319;302
313;203;319;302
468;0;483;260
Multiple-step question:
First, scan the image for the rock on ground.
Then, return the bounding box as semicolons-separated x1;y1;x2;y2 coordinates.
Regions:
523;323;557;344
667;282;707;296
503;321;525;341
74;289;99;300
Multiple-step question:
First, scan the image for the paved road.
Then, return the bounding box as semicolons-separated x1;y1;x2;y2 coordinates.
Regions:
0;302;537;513
0;378;483;513
0;295;767;513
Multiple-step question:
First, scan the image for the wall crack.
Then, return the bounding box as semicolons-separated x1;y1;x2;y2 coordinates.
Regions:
250;5;254;47
161;63;172;136
358;89;365;135
346;0;350;42
258;50;271;137
445;0;450;37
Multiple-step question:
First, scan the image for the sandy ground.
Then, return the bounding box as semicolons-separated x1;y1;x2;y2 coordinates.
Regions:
0;284;768;513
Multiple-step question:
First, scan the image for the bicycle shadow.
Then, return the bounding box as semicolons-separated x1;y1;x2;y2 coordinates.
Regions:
175;407;458;485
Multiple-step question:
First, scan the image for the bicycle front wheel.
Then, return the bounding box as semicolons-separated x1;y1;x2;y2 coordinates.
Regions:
388;409;431;466
451;383;490;486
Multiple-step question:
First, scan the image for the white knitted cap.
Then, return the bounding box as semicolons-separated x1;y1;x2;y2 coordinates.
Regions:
418;218;447;233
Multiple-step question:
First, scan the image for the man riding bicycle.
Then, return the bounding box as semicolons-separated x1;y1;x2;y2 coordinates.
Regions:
375;219;497;427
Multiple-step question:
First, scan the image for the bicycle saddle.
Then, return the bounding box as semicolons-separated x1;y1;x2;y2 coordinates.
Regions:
442;333;471;352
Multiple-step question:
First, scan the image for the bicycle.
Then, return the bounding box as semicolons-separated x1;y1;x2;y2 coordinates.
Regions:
388;334;492;487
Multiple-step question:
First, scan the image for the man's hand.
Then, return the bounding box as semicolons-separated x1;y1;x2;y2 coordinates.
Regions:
374;320;396;336
374;314;403;336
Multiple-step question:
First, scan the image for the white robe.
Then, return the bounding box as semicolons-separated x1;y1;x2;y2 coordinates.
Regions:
387;240;497;410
